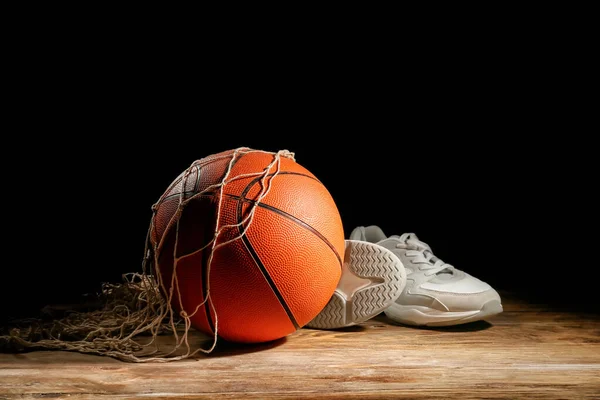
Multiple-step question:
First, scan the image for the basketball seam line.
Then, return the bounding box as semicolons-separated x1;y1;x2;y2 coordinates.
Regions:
234;171;343;330
156;189;344;272
159;171;320;204
159;188;344;270
236;177;301;331
193;164;201;192
226;193;344;270
160;156;231;202
196;166;216;334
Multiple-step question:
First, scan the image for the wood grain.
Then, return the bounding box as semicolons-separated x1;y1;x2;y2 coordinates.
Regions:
1;292;599;399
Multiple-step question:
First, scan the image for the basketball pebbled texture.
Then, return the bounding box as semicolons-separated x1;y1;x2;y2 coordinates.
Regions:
150;148;345;343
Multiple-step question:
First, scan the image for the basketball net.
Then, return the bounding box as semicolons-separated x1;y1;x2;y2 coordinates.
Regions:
0;147;296;362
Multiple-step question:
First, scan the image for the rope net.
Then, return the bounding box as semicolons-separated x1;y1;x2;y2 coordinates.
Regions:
0;147;296;362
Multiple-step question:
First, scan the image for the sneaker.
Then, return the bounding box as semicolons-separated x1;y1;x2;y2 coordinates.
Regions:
349;226;503;327
306;239;407;329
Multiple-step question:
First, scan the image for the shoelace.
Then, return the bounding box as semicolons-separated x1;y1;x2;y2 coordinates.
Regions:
394;233;453;276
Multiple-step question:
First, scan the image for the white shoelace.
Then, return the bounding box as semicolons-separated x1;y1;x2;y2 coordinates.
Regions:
394;233;453;276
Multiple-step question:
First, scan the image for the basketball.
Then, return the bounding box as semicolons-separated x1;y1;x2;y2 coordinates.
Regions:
149;147;345;343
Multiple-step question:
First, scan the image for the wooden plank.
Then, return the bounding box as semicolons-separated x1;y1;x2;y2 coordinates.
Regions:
0;292;599;399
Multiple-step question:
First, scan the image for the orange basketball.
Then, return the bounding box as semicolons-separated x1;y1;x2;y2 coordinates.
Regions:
149;148;345;343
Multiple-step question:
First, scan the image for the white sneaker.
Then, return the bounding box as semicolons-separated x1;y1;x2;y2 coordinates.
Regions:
306;239;407;329
349;226;503;327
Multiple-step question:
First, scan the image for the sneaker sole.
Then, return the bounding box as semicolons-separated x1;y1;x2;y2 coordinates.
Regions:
306;239;406;330
384;299;503;327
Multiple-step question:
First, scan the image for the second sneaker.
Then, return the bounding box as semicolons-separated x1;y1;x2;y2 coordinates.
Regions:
349;226;503;327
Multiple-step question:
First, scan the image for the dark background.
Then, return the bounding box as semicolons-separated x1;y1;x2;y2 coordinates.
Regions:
2;25;596;324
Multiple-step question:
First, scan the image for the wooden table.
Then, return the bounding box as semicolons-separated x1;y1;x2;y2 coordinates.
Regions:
1;292;599;399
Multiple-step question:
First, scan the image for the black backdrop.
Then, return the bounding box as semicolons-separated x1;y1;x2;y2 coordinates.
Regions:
2;38;596;323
